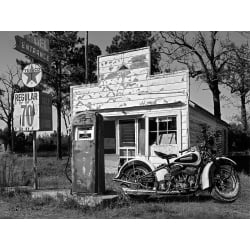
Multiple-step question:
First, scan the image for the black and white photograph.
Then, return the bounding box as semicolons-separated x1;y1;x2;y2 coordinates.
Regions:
0;1;249;249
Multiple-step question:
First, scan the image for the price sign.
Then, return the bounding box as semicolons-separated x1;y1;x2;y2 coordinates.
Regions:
13;92;52;132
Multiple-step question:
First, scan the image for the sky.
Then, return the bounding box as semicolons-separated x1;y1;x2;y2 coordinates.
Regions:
0;31;247;133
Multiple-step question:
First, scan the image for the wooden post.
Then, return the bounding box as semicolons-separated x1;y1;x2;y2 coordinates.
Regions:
145;116;149;159
33;130;38;189
32;81;38;189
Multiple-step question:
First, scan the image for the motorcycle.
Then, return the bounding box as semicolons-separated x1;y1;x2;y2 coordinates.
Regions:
113;141;240;202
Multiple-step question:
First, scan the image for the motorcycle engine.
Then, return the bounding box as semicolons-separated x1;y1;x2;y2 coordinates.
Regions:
163;164;198;191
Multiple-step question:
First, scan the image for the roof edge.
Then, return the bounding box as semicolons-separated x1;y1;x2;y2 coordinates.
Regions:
189;100;229;127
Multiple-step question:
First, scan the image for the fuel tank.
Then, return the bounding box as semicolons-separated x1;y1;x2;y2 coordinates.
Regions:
174;151;201;166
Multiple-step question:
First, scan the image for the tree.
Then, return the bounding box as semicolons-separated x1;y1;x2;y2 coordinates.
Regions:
0;67;22;151
156;32;233;119
106;31;161;74
222;43;250;132
24;32;101;159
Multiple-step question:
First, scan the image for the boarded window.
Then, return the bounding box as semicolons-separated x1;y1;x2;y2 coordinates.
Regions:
119;120;135;147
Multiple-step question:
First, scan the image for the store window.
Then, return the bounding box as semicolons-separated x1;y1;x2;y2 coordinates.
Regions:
149;116;177;145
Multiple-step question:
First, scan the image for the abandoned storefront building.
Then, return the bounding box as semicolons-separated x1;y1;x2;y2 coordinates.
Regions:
71;47;228;168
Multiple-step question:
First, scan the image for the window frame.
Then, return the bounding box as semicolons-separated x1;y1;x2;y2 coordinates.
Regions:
149;115;178;146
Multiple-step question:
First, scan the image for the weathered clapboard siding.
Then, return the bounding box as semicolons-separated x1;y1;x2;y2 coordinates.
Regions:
72;72;189;115
189;103;228;155
181;108;189;150
98;47;150;82
70;47;193;164
98;47;150;71
73;76;187;96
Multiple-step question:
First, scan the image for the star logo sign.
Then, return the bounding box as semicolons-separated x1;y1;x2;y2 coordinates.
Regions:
24;65;40;84
22;64;42;88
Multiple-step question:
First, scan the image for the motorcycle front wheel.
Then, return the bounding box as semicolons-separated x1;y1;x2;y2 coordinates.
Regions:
211;165;240;202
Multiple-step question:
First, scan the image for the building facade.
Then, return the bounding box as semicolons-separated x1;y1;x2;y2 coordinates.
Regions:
70;47;228;168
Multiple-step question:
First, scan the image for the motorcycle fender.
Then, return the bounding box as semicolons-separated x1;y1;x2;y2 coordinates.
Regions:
215;156;237;166
114;158;155;180
200;157;237;190
200;162;214;190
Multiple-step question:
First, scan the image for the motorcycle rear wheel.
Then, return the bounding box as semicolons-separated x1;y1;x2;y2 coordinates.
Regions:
120;164;153;200
121;165;150;187
211;165;240;202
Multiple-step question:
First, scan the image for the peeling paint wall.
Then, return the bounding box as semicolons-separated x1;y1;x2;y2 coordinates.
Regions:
72;72;189;114
98;47;150;83
70;47;190;159
71;47;189;115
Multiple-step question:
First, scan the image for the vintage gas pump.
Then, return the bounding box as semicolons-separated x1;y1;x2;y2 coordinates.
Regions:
71;111;105;194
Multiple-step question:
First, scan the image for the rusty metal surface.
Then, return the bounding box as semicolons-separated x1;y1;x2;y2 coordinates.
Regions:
71;112;105;194
72;140;95;193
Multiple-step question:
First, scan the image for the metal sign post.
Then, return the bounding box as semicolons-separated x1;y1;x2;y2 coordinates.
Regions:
33;129;38;189
14;34;51;190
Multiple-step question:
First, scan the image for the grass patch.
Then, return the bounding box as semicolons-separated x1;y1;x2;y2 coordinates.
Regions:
0;156;250;218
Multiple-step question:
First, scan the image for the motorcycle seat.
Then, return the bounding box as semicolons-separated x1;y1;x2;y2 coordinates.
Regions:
154;151;177;160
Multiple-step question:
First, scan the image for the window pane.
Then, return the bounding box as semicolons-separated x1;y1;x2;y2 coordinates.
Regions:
168;116;177;130
159;119;167;131
120;149;127;156
149;116;177;145
149;131;157;145
159;131;177;144
138;118;145;155
149;118;157;131
119;149;135;157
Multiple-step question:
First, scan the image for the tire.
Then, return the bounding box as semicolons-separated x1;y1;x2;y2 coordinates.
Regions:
121;165;150;201
211;165;240;202
120;162;153;199
121;165;150;187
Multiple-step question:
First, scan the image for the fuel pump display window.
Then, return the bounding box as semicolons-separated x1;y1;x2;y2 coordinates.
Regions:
75;126;94;140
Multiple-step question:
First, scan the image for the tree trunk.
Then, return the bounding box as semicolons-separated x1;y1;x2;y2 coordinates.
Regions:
209;80;221;119
62;110;69;135
7;119;11;151
11;91;14;153
240;94;248;132
56;64;62;160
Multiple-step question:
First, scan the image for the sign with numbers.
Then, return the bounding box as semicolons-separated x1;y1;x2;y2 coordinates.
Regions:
13;92;52;132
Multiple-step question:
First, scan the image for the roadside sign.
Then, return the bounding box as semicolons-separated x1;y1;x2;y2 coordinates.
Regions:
14;92;39;131
15;35;50;65
24;34;49;52
13;92;52;132
22;64;42;88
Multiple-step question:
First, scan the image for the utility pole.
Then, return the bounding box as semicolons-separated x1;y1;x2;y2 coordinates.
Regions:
85;31;88;84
